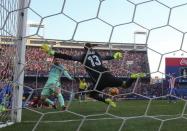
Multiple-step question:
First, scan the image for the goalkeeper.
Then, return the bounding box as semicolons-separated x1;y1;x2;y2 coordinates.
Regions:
42;43;145;108
41;58;74;110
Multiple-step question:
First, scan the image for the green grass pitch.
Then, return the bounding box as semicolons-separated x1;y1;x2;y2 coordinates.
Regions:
1;99;187;131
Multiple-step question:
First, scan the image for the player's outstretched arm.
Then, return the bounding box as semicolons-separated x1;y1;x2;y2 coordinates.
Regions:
101;51;123;60
64;70;74;80
54;51;83;62
101;55;114;60
41;42;82;62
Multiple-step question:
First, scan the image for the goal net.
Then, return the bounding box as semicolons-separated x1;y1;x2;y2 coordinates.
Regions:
1;0;187;131
0;0;28;127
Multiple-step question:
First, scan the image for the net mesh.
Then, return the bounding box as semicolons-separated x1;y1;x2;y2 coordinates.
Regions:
0;0;20;125
1;0;187;131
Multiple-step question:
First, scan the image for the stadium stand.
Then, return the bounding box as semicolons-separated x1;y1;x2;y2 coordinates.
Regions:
1;37;151;100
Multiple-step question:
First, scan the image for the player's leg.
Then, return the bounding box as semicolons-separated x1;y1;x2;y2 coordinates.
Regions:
102;72;124;88
41;84;56;109
88;76;117;107
121;73;146;89
121;78;136;89
89;91;116;108
173;88;177;103
89;91;104;102
169;88;177;103
79;89;85;101
82;90;86;100
101;73;124;107
78;88;82;101
167;87;174;103
41;95;56;108
96;73;137;106
55;86;66;110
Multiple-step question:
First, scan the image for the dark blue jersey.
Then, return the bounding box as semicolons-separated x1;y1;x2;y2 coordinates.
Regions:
54;49;114;82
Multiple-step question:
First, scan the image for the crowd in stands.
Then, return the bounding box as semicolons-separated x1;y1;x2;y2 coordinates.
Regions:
0;45;153;100
2;44;187;110
0;45;149;77
0;45;15;81
25;46;149;77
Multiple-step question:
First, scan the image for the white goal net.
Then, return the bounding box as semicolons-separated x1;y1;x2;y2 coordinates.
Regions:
0;0;187;131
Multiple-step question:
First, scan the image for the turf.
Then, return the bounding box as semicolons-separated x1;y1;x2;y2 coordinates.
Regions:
1;100;187;131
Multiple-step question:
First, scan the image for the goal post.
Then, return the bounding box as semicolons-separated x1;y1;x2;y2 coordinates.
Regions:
12;0;28;122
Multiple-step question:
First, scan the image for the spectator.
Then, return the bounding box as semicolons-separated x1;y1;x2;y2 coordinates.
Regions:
78;78;88;101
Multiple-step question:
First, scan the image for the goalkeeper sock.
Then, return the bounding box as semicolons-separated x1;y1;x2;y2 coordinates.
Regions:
45;98;54;106
57;93;65;107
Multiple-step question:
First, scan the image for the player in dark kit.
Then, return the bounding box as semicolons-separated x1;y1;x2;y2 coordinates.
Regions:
41;43;145;107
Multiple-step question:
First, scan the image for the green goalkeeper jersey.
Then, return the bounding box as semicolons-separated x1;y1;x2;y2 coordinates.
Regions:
48;64;73;83
41;63;73;97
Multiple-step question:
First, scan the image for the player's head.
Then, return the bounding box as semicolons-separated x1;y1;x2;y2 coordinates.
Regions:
84;43;92;50
53;58;60;65
84;43;98;50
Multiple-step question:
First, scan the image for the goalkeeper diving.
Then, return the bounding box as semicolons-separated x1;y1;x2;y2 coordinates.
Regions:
40;58;74;110
41;42;145;108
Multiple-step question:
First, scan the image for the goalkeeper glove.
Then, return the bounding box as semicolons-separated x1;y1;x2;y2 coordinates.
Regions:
41;43;55;56
113;52;122;60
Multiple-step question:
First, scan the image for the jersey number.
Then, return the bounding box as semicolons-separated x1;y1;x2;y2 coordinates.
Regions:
87;55;101;67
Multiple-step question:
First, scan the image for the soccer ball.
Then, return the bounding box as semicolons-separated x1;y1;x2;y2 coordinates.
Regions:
109;87;119;96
